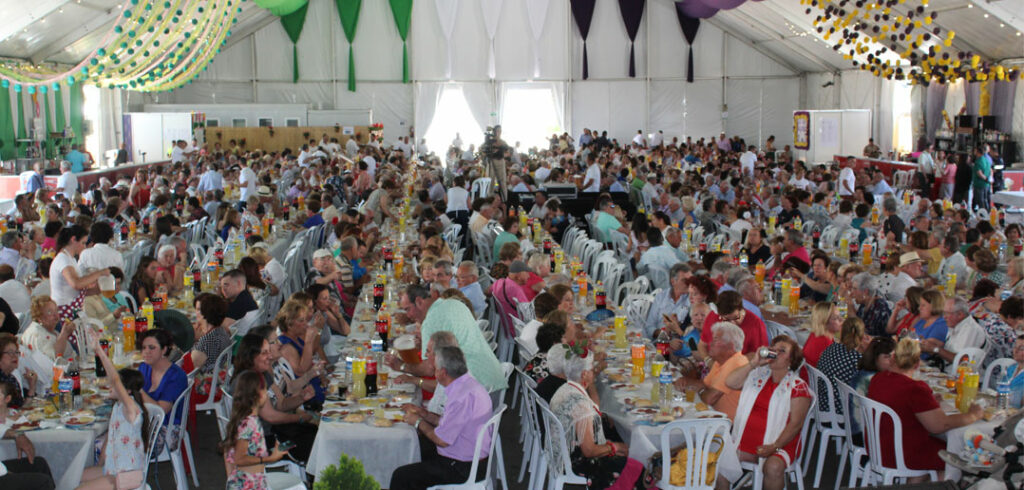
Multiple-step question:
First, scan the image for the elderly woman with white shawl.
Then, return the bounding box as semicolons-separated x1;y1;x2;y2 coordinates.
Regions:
549;342;648;490
722;335;812;490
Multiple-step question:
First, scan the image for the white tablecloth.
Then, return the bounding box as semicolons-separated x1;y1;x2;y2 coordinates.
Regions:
993;191;1024;208
596;363;742;482
306;421;421;488
0;428;97;490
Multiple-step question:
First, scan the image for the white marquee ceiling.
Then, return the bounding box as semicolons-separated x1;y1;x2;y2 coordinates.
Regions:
0;0;1019;76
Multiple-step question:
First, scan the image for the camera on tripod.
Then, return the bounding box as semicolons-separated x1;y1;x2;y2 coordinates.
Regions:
480;126;507;159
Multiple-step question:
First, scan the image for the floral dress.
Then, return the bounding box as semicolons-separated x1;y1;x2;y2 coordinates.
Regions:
226;415;269;490
550;381;646;490
103;401;145;476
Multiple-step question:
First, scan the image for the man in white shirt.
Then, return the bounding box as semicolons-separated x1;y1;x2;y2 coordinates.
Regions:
346;135;360;157
918;143;936;180
650;130;664;148
534;160;551;184
922;297;987;363
937;235;968;288
298;144;314;167
460;144;476;163
196;163;224;194
238;161;258;201
582;154;601;193
55;160;78;199
170;140;193;164
0;264;29;315
739;146;757;178
882;253;924;302
452;133;463;150
838;164;856;197
363;151;378;179
870;171;895;197
78;222;125;273
632;130;646;147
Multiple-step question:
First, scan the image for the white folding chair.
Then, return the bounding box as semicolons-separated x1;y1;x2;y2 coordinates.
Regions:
536;400;588;490
983;358;1017;391
194;344;233;415
736;392;816;490
624;294;654;329
514;374;544;490
802;365;846;487
137;404;166;490
426;404;507;490
657;418;732;490
155;378;199;490
948;347;986;375
765;320;797;341
834;381;868;489
856;391;938;484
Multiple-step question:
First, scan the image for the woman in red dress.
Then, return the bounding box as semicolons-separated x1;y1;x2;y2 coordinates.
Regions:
725;335;812;490
867;338;983;480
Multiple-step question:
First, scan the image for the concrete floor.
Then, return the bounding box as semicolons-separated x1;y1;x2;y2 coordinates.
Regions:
152;399;852;490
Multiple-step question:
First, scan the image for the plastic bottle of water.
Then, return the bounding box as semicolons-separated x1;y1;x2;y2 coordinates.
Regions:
658;371;672;414
773;277;783;305
58;376;73;417
996;379;1011;410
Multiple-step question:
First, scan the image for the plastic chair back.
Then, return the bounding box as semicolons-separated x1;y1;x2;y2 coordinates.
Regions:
658;418;732;490
983;358;1016;391
948;347;986;375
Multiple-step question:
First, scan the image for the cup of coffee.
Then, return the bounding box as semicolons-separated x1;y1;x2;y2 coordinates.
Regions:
394;335;421;365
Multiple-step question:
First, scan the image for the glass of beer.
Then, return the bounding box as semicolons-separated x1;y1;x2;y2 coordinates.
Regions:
394;335;421;365
378;368;389;389
99;274;116;299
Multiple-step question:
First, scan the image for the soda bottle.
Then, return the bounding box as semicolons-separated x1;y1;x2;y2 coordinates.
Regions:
789;286;800;315
142;298;154;330
134;309;148;343
698;242;707;261
365;356;379;396
655;329;671;356
142;216;151;234
781;279;791;308
128;219;137;239
95;339;110;377
630;343;646;384
151;291;164;312
69;357;81;397
383;243;394;268
793;216;802;232
183;273;193;304
192;263;202;294
739;250;749;268
375;308;390;351
350;358;367;400
122;316;135;351
594;281;607;310
650;359;664;403
120;222;129;242
373;278;384;311
812;230;821;249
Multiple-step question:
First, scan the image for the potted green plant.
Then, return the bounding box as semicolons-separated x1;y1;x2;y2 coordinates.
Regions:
313;454;380;490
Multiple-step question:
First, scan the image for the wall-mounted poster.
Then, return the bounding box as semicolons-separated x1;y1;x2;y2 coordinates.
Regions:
794;111;810;150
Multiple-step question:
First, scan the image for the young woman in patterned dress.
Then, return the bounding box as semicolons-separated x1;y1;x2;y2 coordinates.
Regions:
222;371;289;490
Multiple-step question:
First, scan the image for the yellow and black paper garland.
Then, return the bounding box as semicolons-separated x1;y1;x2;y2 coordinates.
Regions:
801;0;1019;85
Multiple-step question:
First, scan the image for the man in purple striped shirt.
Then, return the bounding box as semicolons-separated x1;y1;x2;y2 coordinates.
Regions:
391;346;494;490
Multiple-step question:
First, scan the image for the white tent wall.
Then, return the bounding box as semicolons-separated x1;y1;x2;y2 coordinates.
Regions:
136;0;942;154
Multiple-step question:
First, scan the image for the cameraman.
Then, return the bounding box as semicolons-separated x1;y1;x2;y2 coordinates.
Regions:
481;125;511;200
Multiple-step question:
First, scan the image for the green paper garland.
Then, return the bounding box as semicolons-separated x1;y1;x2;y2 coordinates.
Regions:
280;2;310;83
44;91;54;157
335;0;362;92
389;0;413;83
69;83;84;146
0;88;14;160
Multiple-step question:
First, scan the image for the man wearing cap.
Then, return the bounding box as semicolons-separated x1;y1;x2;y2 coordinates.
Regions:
881;252;925;302
509;260;543;301
307;249;347;307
